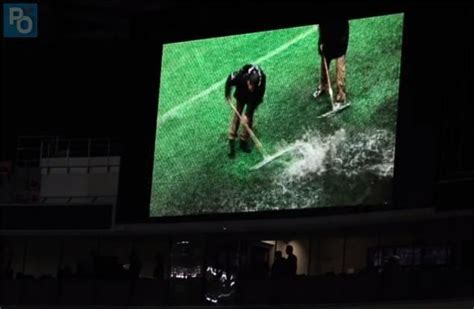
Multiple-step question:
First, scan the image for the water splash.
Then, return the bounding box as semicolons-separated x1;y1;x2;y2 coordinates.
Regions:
276;128;395;183
246;128;396;209
170;128;396;214
281;129;347;181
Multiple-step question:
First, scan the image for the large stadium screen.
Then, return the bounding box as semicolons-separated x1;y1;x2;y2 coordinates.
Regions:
150;13;404;217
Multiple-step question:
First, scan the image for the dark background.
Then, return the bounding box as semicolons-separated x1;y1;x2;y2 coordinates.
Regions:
1;0;472;223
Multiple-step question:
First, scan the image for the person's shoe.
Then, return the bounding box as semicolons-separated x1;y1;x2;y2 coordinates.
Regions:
333;102;342;111
240;140;251;153
335;92;346;105
313;86;327;99
228;140;236;159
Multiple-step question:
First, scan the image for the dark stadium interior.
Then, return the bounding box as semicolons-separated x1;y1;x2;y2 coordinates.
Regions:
1;0;472;308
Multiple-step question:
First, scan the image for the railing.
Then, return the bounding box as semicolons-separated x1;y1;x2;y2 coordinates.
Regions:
38;195;117;204
10;136;121;205
16;136;121;168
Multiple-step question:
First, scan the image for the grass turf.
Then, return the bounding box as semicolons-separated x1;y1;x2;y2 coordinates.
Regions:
151;13;404;217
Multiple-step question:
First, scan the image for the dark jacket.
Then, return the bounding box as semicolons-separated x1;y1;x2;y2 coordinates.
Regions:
271;257;286;279
286;254;297;277
225;64;266;106
318;19;350;60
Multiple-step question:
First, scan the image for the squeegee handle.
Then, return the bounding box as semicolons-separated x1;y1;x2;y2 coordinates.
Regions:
322;54;335;109
227;99;267;157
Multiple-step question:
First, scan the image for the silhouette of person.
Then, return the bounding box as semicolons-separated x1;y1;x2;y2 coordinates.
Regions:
271;251;286;279
313;18;350;106
285;245;297;278
127;249;142;279
153;254;164;280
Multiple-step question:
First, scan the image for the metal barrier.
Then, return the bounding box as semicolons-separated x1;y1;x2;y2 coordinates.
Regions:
16;136;121;168
10;136;121;205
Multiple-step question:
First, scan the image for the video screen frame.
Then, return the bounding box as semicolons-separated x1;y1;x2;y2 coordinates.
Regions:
147;12;406;220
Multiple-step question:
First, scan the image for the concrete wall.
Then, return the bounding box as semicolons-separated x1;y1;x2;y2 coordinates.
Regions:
317;236;345;275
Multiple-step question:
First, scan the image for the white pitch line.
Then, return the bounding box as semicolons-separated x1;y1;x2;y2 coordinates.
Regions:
254;25;318;65
160;26;318;124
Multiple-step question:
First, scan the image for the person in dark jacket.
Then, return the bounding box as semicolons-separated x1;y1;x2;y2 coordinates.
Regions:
270;251;286;279
285;245;297;278
225;64;266;158
313;19;350;106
